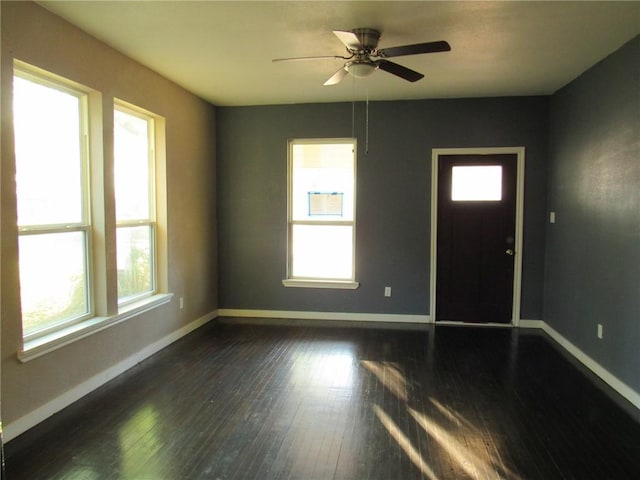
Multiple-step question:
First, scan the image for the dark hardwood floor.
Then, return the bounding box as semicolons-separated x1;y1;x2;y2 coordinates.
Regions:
5;320;640;479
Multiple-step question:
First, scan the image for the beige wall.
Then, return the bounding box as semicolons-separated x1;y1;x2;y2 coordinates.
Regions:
1;2;217;433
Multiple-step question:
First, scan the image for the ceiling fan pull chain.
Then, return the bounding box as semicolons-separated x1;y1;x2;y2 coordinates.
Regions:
351;74;356;139
365;85;369;155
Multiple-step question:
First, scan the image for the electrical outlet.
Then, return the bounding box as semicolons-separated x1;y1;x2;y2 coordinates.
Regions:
597;324;603;339
384;287;392;297
180;297;184;310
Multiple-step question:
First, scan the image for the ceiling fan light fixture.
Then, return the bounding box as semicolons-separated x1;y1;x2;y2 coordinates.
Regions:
274;27;451;85
346;61;377;78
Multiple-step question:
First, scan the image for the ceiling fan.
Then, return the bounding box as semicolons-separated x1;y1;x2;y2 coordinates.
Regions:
273;28;451;85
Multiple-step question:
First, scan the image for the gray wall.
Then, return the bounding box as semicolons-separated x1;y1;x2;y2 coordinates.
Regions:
545;36;640;393
217;96;549;318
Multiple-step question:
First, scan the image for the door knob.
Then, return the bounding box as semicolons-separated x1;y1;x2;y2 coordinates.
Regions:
505;249;514;256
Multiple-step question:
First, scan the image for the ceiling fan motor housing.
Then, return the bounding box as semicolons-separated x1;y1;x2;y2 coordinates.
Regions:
351;28;381;52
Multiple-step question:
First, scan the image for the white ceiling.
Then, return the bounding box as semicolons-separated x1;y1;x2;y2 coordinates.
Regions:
39;1;640;107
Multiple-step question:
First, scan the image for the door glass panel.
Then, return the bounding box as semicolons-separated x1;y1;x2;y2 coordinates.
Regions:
451;165;502;201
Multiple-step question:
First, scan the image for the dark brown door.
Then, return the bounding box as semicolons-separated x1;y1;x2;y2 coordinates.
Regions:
436;154;517;323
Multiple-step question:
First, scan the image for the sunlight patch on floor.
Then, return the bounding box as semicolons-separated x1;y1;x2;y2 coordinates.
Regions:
373;404;440;480
408;406;521;480
119;404;162;477
361;360;408;401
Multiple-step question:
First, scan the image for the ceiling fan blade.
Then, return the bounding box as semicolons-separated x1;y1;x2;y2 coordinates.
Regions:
324;66;348;86
333;30;363;50
376;60;424;82
272;55;349;63
377;40;451;58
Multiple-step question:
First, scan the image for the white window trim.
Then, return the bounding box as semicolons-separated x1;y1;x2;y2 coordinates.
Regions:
114;101;158;306
19;294;173;362
14;63;95;339
12;60;172;360
282;279;359;289
283;138;359;289
18;226;95;343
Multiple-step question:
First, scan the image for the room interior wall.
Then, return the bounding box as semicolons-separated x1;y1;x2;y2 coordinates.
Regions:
545;35;640;395
1;2;218;433
5;0;636;444
217;96;549;319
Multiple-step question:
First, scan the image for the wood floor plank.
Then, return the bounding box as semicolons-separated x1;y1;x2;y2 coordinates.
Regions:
5;321;640;479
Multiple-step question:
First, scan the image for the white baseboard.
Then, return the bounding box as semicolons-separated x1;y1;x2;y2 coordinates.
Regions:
217;308;430;324
436;321;513;328
6;310;638;442
540;321;640;411
219;311;638;410
4;310;216;442
518;319;544;329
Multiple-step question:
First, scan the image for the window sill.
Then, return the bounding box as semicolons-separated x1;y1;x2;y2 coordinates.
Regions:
18;293;174;363
282;279;360;289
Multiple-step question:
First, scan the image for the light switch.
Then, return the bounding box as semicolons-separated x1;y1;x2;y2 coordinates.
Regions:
550;211;556;224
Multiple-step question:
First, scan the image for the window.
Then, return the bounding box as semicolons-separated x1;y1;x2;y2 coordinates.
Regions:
13;61;170;359
14;70;92;338
114;103;156;304
283;139;358;289
451;165;502;201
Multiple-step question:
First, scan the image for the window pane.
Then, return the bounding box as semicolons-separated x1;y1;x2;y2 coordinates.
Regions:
451;165;502;201
292;224;353;279
292;143;354;221
117;225;153;301
13;76;84;226
114;109;151;221
19;231;89;336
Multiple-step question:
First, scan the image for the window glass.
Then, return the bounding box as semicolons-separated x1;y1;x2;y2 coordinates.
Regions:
13;71;90;337
451;165;502;201
14;76;84;226
114;105;156;303
288;140;356;281
292;224;353;279
114;109;151;221
117;225;153;301
19;232;89;335
291;143;354;221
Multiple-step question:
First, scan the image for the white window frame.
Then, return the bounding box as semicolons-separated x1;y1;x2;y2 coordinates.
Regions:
14;68;94;340
282;138;359;290
13;61;172;362
114;101;158;306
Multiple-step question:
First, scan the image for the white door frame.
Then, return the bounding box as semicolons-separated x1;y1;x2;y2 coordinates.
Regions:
429;147;526;326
